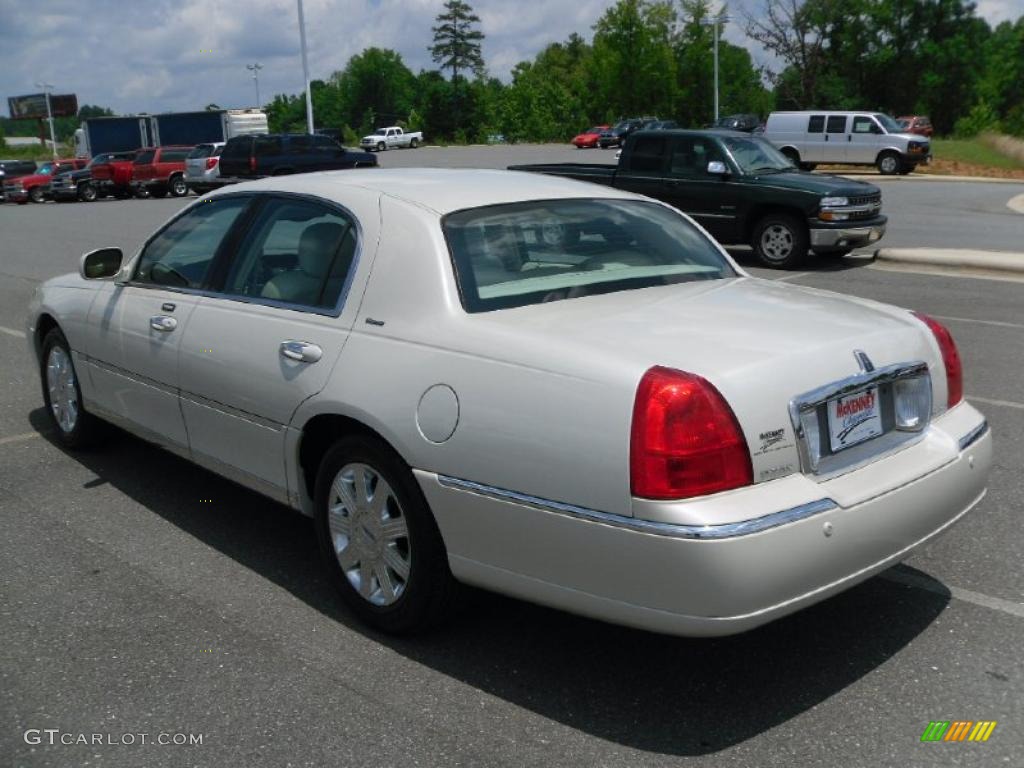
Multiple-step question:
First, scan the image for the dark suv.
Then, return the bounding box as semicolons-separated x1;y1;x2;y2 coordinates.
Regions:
218;133;377;179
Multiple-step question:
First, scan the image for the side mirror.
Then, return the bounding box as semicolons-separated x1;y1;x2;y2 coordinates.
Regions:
79;247;124;280
707;160;729;176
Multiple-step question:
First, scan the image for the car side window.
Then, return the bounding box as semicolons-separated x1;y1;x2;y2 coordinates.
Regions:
288;135;312;155
134;198;250;289
807;115;825;133
826;115;847;134
630;137;667;172
852;116;876;134
221;197;358;311
669;137;725;176
254;136;282;157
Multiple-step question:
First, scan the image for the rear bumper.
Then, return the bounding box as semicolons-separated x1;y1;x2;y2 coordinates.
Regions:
809;216;887;252
416;402;991;636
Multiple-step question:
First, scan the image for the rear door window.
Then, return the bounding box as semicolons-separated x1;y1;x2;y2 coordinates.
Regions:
807;115;825;133
160;149;192;162
826;115;847;134
134;150;155;165
629;136;667;172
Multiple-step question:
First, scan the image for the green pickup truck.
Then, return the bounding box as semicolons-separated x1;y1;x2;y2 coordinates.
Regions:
509;130;887;268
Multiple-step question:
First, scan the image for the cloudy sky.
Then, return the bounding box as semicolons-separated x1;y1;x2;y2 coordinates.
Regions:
2;0;1021;117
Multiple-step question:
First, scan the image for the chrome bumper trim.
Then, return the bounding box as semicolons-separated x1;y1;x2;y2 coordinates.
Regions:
959;420;989;451
436;474;838;540
809;223;886;249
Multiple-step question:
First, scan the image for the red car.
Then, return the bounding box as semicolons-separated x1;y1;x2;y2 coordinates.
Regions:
897;115;934;138
3;158;87;203
130;145;194;198
572;125;610;149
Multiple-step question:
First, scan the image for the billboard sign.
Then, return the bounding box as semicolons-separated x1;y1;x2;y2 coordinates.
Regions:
7;93;79;119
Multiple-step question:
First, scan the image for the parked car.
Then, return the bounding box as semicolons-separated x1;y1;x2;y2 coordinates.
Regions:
130;146;194;198
572;125;610;149
26;168;991;637
598;118;648;148
763;111;931;175
897;115;934;138
0;159;38;201
185;142;225;194
359;126;423;151
3;159;87;203
50;152;137;202
711;114;761;132
511;129;888;268
218;133;378;179
90;152;139;200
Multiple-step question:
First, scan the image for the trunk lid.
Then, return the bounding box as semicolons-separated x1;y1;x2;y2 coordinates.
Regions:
480;276;939;485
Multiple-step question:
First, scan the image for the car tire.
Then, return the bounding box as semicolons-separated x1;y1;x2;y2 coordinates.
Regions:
40;328;106;450
377;142;386;152
800;163;817;171
898;165;913;176
752;213;808;269
78;183;97;202
877;151;901;175
409;138;419;149
169;175;188;197
28;186;45;203
314;434;458;634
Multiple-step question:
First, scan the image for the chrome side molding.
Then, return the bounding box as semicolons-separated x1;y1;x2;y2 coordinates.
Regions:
959;420;989;451
436;474;838;540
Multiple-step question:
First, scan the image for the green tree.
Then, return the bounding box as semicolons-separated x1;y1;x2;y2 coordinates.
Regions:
332;48;417;131
429;0;486;81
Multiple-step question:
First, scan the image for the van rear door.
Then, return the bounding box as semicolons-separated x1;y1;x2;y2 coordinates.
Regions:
825;115;849;162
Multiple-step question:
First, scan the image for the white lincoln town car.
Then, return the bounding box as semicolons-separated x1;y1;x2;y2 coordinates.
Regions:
27;169;991;636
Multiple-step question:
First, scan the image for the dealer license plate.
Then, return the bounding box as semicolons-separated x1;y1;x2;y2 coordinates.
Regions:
828;386;883;452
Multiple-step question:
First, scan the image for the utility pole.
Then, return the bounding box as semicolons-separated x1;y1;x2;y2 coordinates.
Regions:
35;81;58;158
246;63;263;110
296;0;314;134
700;14;732;122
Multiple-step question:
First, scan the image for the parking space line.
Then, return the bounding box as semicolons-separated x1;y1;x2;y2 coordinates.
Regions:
0;326;26;339
883;568;1024;620
934;315;1024;331
969;395;1024;411
769;271;811;283
0;431;41;446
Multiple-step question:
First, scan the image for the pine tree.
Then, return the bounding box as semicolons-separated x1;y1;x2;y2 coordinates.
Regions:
429;0;485;81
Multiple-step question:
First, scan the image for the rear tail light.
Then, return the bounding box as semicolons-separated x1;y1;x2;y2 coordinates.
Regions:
205;157;219;170
249;156;256;172
913;312;963;408
630;366;753;499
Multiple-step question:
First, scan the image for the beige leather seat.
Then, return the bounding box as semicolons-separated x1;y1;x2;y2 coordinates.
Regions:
262;221;354;307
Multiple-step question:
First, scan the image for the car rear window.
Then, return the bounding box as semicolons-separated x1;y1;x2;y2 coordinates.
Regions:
188;145;216;159
221;137;251;158
444;199;735;313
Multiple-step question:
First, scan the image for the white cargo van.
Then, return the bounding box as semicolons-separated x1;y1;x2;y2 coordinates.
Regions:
763;111;931;175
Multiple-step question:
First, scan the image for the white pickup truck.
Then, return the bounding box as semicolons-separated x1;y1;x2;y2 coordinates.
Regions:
359;126;423;151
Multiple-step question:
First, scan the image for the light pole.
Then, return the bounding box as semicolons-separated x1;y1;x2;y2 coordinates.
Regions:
35;81;58;158
296;0;315;134
699;14;733;122
246;63;263;110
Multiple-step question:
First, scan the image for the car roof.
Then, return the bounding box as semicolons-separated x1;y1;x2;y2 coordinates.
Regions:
220;168;640;215
634;128;750;138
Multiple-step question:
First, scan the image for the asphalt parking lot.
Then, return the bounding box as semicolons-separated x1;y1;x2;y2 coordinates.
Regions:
1;152;1022;767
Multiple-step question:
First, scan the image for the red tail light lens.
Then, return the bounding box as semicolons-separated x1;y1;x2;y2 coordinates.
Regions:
630;366;753;499
249;156;256;172
205;157;219;170
913;312;963;408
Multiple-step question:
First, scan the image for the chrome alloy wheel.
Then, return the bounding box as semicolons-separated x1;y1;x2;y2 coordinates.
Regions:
46;346;79;433
328;463;411;606
760;224;795;263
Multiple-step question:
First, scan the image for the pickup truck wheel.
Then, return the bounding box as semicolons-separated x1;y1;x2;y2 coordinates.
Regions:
409;138;418;149
800;163;817;171
28;186;45;203
752;214;808;269
41;328;107;450
315;435;457;634
169;176;188;197
377;141;386;152
898;165;913;176
78;183;97;202
877;151;901;175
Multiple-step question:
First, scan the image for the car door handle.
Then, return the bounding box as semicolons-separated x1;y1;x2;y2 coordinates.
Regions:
280;340;323;363
149;315;177;332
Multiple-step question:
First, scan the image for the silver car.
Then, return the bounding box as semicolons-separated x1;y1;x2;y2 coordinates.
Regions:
184;142;225;194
